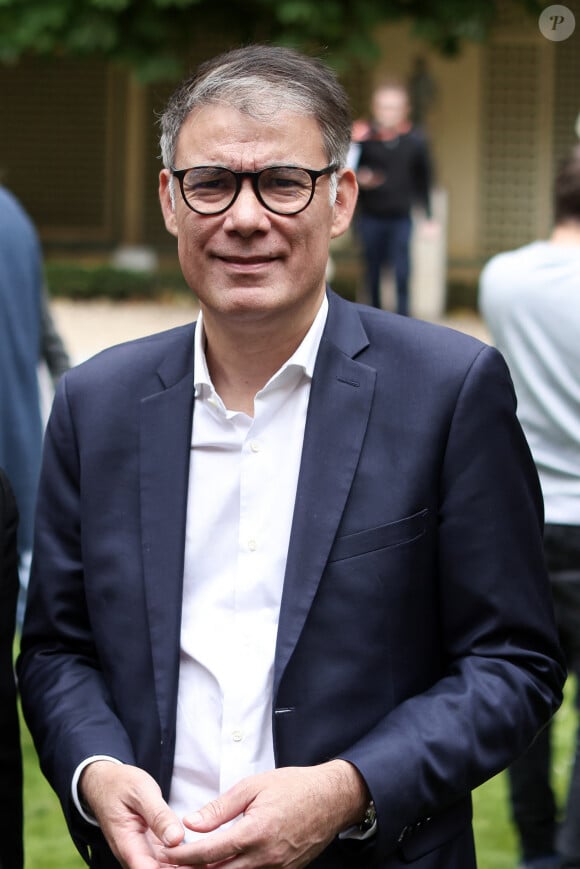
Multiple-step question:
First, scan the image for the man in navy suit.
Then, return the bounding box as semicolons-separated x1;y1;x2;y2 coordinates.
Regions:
19;45;565;869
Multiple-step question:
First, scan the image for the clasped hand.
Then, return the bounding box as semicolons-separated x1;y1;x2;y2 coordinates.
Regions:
80;758;369;869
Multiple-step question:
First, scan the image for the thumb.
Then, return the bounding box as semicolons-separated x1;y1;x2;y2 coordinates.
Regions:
136;787;185;847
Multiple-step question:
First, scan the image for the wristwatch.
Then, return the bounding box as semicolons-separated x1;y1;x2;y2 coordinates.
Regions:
359;799;377;833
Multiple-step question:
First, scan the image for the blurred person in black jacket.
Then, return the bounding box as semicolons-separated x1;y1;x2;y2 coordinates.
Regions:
349;82;436;316
0;468;23;868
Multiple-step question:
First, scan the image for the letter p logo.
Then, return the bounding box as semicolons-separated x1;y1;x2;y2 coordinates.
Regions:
539;5;575;40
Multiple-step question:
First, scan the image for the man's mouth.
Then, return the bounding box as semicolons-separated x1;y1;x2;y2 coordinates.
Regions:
215;254;279;271
218;254;276;264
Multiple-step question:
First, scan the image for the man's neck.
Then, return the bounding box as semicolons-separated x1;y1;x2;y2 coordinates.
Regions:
201;301;323;415
204;333;299;416
550;221;580;245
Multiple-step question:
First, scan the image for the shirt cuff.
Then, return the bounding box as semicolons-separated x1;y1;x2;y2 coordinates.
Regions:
71;755;123;826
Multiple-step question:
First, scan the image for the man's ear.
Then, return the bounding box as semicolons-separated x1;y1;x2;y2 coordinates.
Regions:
159;169;178;238
331;168;358;240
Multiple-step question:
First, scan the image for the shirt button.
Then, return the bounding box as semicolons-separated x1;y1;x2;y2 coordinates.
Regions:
250;440;261;453
248;538;257;551
232;730;244;742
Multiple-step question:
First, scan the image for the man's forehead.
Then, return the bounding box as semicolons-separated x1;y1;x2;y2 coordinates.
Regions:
175;103;326;163
180;101;321;132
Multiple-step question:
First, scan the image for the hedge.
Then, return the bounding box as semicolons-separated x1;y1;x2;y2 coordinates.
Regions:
45;262;191;301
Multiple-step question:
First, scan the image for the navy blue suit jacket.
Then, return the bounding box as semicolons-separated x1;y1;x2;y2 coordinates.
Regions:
19;290;565;868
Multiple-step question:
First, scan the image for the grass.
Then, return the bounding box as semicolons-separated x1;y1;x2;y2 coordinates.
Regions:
21;704;84;868
20;683;576;868
473;678;576;868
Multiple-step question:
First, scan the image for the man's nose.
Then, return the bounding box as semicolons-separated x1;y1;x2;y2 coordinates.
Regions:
223;179;271;234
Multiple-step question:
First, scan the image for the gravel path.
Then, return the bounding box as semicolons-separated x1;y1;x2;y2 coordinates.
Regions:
51;298;201;365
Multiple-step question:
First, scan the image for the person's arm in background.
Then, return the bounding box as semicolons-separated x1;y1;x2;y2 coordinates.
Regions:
412;130;440;239
411;129;433;216
40;284;71;385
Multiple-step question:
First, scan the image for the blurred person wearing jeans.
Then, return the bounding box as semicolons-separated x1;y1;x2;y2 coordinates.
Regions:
479;146;580;869
348;82;436;315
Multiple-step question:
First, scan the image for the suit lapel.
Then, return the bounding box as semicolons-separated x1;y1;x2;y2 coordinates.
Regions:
137;304;375;727
274;293;376;694
139;326;195;735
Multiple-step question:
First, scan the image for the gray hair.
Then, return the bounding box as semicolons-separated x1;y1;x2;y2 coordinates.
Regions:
159;44;352;172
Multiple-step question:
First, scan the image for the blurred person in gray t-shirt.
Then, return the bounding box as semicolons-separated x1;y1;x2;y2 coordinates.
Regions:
479;146;580;869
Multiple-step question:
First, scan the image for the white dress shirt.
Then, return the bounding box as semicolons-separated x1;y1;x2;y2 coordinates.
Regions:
168;297;328;830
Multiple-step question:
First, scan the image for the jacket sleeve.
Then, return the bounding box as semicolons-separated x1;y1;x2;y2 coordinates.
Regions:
338;345;566;859
17;375;137;854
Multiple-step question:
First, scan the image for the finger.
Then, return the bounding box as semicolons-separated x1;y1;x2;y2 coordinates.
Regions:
161;823;245;866
123;776;184;847
183;789;249;833
110;817;185;868
142;800;185;848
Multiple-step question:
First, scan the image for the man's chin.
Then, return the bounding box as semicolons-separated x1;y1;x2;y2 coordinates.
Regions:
209;287;284;320
220;283;282;307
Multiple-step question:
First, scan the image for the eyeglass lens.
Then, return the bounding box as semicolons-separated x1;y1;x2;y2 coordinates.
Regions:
180;166;316;214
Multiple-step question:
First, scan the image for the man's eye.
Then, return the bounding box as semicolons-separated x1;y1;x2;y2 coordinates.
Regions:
186;173;229;193
263;171;310;196
192;179;226;193
271;177;302;189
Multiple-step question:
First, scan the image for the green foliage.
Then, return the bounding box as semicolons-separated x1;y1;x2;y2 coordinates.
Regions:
0;0;539;82
45;261;190;300
447;277;480;310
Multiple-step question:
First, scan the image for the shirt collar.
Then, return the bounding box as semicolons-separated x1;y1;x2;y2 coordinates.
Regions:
194;294;329;397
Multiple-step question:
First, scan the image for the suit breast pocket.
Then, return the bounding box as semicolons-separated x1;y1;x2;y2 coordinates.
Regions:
328;508;429;563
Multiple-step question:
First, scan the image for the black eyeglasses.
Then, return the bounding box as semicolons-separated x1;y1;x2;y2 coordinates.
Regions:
171;163;338;216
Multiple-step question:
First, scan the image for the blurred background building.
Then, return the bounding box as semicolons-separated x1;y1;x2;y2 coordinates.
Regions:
0;0;578;310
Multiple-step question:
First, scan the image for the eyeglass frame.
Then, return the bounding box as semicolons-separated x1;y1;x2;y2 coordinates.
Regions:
170;163;339;216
